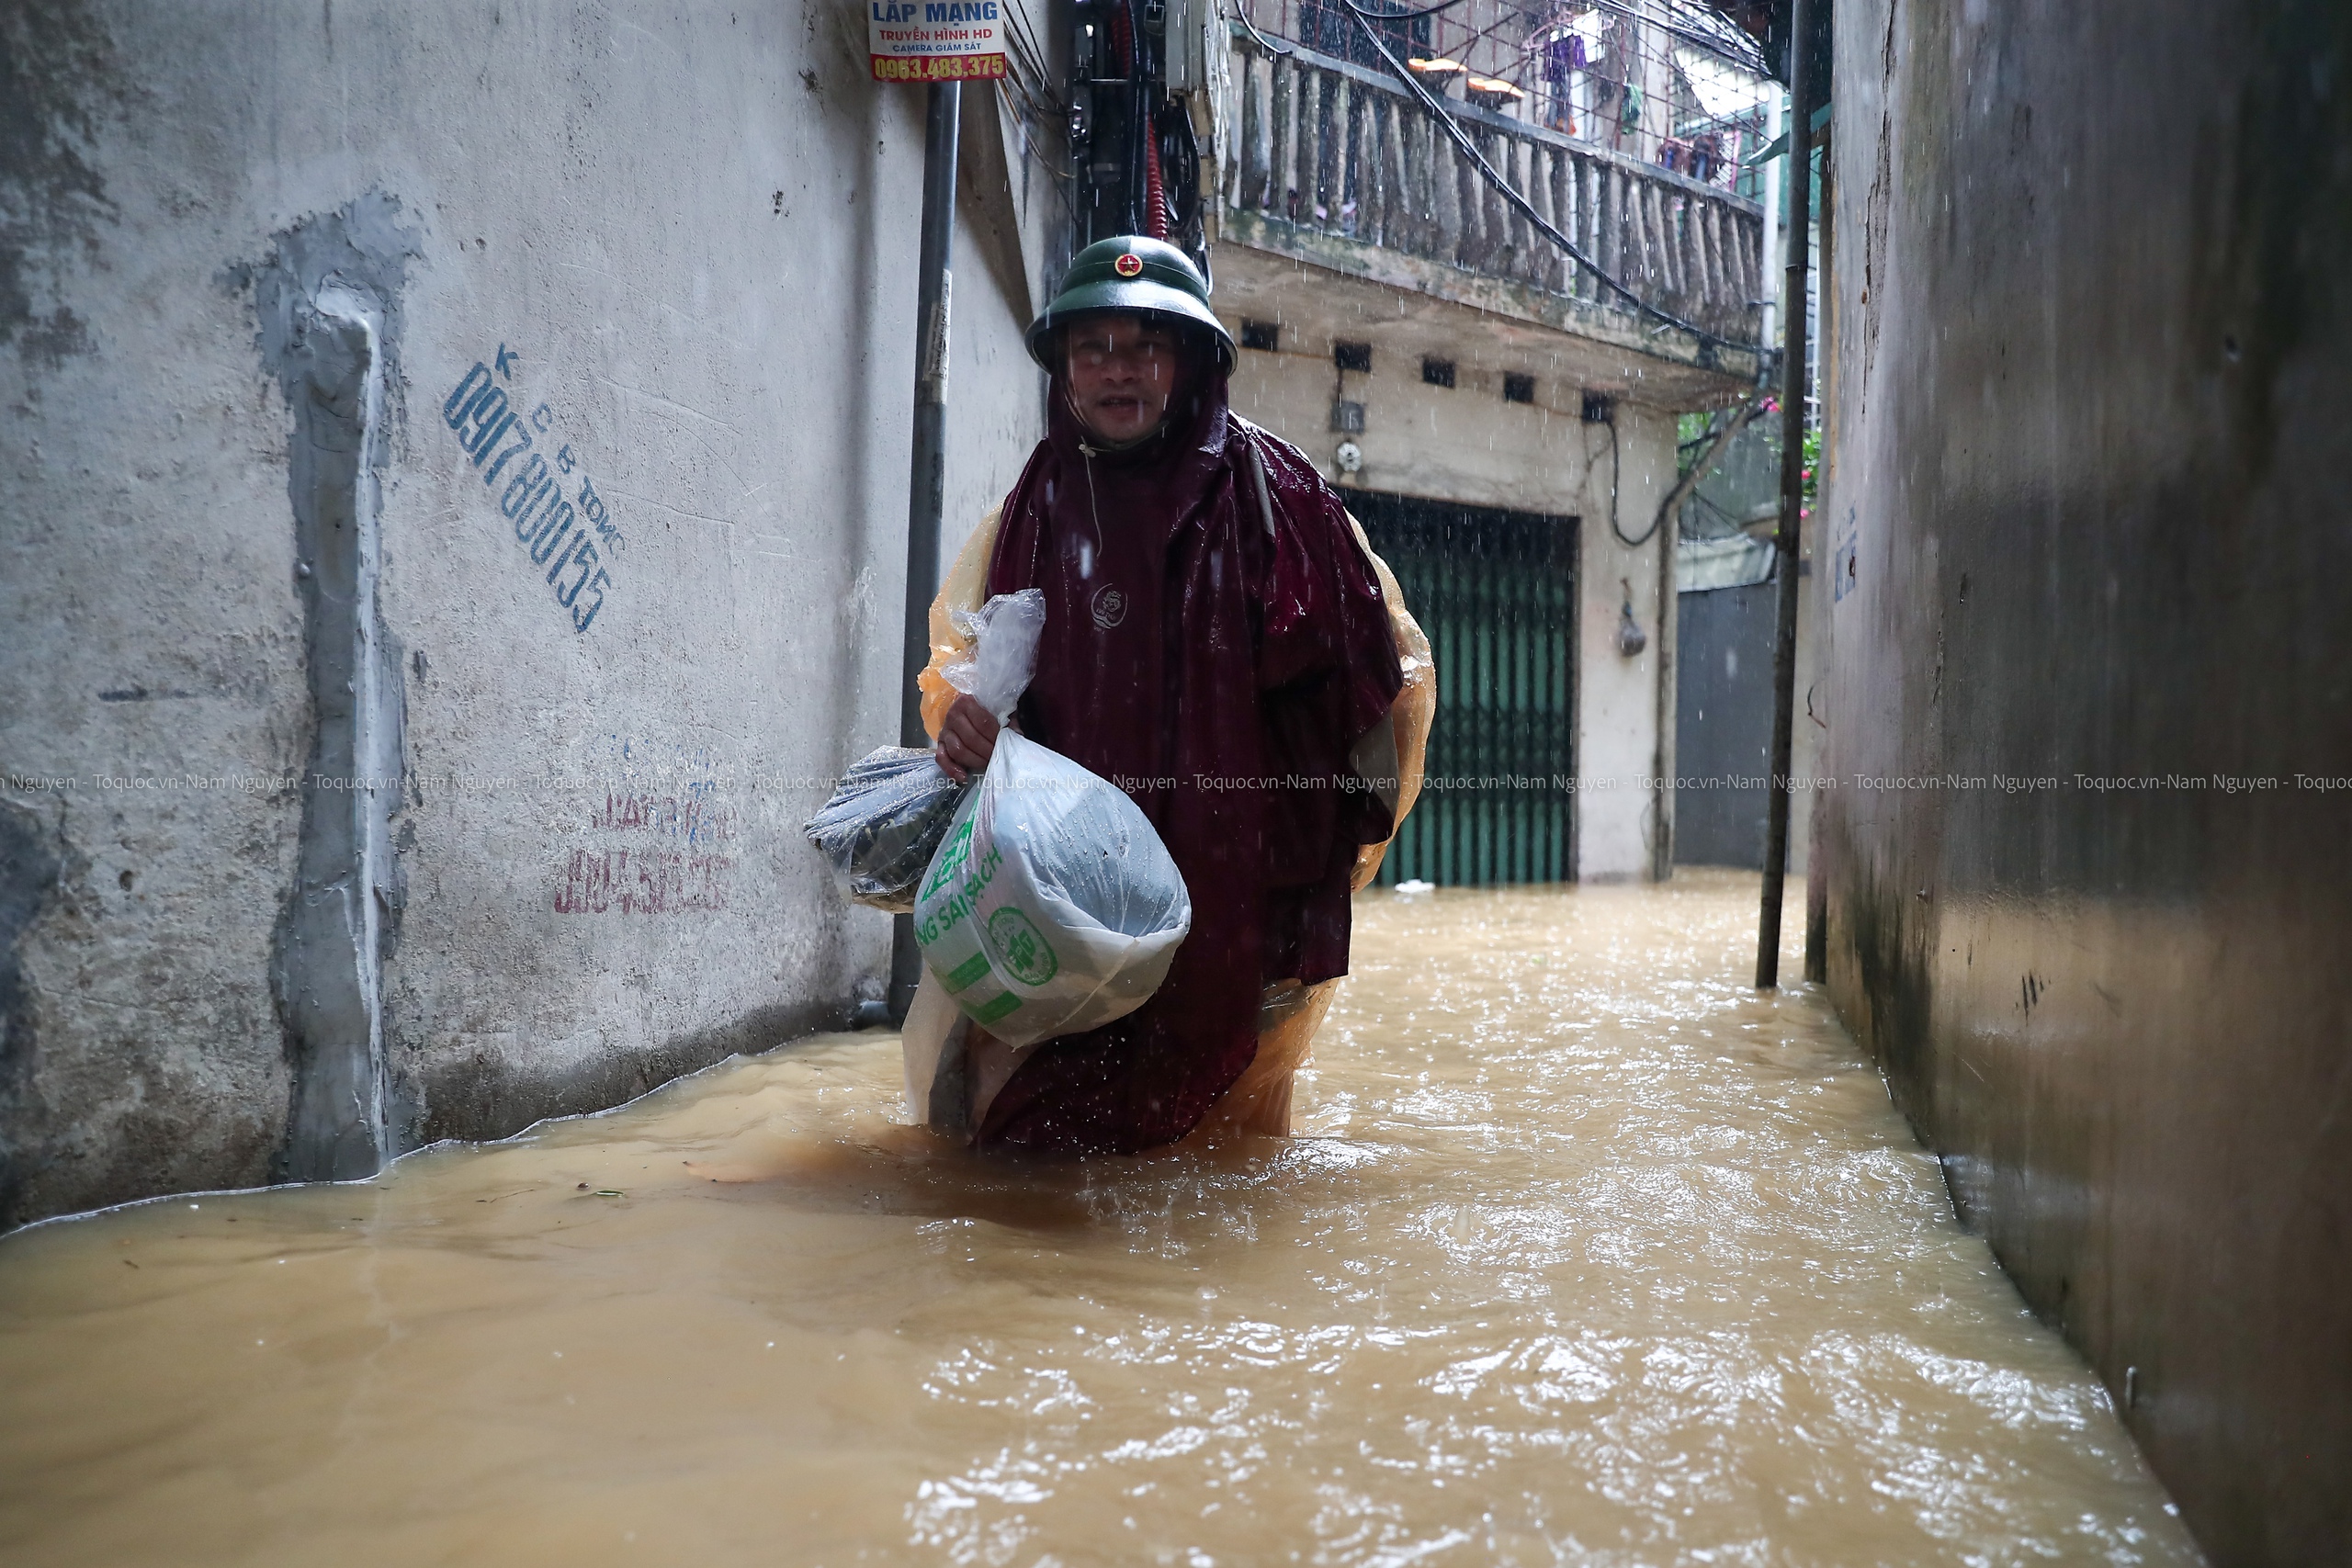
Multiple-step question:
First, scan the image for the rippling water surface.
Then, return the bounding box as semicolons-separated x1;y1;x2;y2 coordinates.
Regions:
0;874;2198;1566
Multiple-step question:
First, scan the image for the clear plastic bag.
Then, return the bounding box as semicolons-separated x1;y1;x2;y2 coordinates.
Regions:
940;589;1046;717
912;728;1192;1052
802;747;964;914
804;591;1046;913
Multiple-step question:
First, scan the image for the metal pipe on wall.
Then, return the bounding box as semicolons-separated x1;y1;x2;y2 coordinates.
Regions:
891;80;963;1022
1651;447;1679;885
1755;0;1815;990
1802;135;1834;988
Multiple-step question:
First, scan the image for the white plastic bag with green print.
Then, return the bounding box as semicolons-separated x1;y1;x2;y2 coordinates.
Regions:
912;728;1191;1051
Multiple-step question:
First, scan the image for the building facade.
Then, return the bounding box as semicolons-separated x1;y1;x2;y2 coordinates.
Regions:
1195;6;1775;880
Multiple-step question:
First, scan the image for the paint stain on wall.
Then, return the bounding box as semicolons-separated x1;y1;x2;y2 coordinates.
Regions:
0;2;125;367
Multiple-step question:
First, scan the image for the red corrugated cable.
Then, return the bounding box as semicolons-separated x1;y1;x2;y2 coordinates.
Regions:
1145;124;1169;240
1106;5;1168;239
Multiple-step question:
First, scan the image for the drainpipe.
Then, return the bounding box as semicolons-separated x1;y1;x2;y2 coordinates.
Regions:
1756;0;1816;990
891;82;963;1023
1758;88;1782;347
1651;469;1679;884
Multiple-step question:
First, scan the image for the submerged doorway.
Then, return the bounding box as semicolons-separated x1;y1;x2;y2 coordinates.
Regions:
1348;490;1578;886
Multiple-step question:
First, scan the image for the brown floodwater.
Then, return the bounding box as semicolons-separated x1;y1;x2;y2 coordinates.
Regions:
0;874;2199;1567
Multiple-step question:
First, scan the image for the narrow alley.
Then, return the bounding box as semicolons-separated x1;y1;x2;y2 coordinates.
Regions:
3;1;2346;1563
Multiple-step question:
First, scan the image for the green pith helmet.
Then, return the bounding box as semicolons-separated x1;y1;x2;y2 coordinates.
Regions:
1024;236;1235;374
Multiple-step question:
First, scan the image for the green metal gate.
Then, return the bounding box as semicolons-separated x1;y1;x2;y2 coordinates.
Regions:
1351;491;1578;887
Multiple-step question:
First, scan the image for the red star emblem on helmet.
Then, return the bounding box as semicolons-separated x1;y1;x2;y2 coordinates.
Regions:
1114;252;1144;277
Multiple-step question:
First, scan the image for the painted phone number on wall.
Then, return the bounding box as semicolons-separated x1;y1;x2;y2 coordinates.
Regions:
445;354;622;633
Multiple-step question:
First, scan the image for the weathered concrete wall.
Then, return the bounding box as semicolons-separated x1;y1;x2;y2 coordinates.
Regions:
1814;1;2351;1561
1211;298;1686;881
0;2;1049;1225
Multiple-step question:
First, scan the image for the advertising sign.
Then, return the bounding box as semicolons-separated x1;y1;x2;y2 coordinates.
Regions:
868;0;1006;83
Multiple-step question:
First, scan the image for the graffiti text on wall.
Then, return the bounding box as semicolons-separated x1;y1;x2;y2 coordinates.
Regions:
555;736;738;914
444;347;628;633
591;789;736;845
554;848;732;914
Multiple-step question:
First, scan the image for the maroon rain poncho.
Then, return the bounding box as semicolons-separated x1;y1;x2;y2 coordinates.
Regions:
974;351;1403;1154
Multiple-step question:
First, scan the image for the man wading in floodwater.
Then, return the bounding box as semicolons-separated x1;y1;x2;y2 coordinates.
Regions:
917;236;1425;1154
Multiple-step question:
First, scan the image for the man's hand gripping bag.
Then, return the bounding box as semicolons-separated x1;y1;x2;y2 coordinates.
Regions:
804;591;1046;913
913;729;1191;1051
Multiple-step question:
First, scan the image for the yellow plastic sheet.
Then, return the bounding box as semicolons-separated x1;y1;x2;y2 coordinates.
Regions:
916;506;1005;742
1345;512;1435;894
1195;976;1340;1137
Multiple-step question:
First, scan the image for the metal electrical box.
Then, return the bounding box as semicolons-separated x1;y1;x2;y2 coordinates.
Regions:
1068;0;1209;267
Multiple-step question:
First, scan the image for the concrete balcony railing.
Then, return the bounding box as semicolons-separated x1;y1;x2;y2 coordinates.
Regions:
1216;33;1769;376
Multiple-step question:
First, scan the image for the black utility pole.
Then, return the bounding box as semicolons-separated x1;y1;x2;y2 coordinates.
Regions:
1757;0;1815;990
891;81;961;1022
